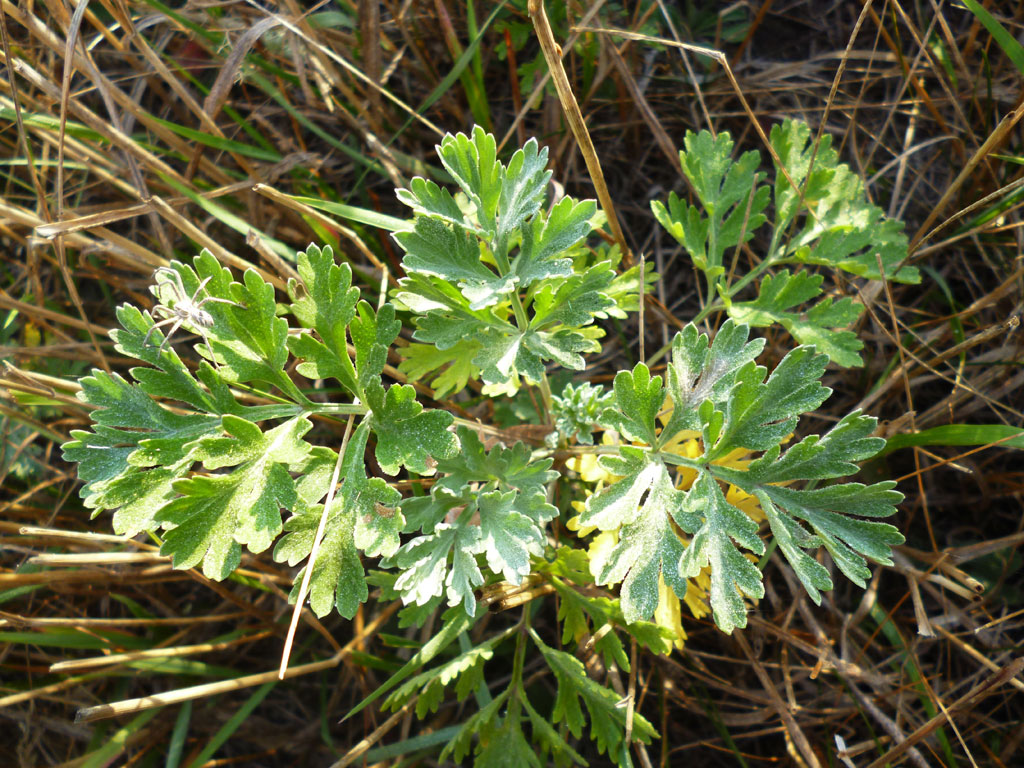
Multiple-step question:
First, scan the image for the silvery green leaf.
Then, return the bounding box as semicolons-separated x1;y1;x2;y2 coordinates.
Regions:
394;216;513;310
536;633;658;757
156;415;311;580
661;319;763;438
730;270;864;367
513;196;596;288
583;455;692;624
435;126;502;234
286;244;360;394
678;472;765;634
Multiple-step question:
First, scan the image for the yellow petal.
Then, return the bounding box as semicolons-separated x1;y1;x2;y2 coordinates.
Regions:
654;574;687;650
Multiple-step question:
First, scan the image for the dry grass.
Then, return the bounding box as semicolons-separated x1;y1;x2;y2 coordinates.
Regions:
1;1;1023;765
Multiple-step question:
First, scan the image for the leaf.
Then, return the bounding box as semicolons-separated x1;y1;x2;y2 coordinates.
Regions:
579;321;902;631
394;524;484;615
652;130;769;275
394;216;513;310
529;259;616;328
514;196;596;287
436;125;503;234
769;120;919;284
497;135;551;247
433;426;558;500
678;472;765;634
551;381;614;446
381;634;498;714
156;415;312;580
711;344;830;459
730;270;865;367
394;130;612;396
112;304;245;416
286;244;360;394
275;496;367;619
476;715;541;768
661;319;764;438
534;632;657;756
274;426;402;617
396;176;473;231
476;490;545;583
392;427;558;616
182;252;302;399
61;370;220;535
599;363;665;446
365;382;458;476
349;301;402;394
712;411;902;603
348;605;477;721
397;341;479;398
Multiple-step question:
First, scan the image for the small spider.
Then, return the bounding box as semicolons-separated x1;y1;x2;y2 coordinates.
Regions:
142;267;240;360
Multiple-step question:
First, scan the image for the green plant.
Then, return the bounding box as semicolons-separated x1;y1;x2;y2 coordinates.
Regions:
652;120;920;367
63;124;905;764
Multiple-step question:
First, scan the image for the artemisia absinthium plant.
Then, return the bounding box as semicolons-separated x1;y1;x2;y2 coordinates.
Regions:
64;123;907;765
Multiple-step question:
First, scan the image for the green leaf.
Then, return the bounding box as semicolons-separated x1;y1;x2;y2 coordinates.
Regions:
769;120;918;284
286;244;360;394
579;447;695;624
434;426;558;499
711;344;829;459
397;341;479;398
730;270;864;367
61;370;220;535
180;253;303;400
476;490;545;583
112;304;245;416
497;136;551;247
514;196;596;287
365;382;458;476
879;423;1024;455
550;381;614;446
600;363;665;447
960;0;1024;75
476;715;541;768
381;632;499;714
529;259;616;328
391;427;557;617
396;176;473;231
579;321;902;631
436;125;502;234
534;632;657;756
394;216;513;310
713;411;902;603
652;130;769;276
156;415;312;580
678;472;765;634
274;426;402;617
394;524;484;616
661;319;764;438
347;605;477;721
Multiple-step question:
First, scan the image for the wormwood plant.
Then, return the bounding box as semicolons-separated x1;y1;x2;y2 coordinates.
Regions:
64;124;906;764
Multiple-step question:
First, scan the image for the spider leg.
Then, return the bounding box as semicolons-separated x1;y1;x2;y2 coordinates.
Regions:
190;276;213;304
195;296;245;314
197;328;223;369
155;319;184;352
142;315;179;347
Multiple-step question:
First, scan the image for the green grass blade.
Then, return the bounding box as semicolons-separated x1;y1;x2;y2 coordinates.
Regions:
184;682;276;768
80;709;161;768
165;701;192;768
880;424;1024;455
960;1;1024;74
286;195;408;231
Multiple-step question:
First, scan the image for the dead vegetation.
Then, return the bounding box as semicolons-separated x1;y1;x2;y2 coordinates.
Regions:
1;1;1023;765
